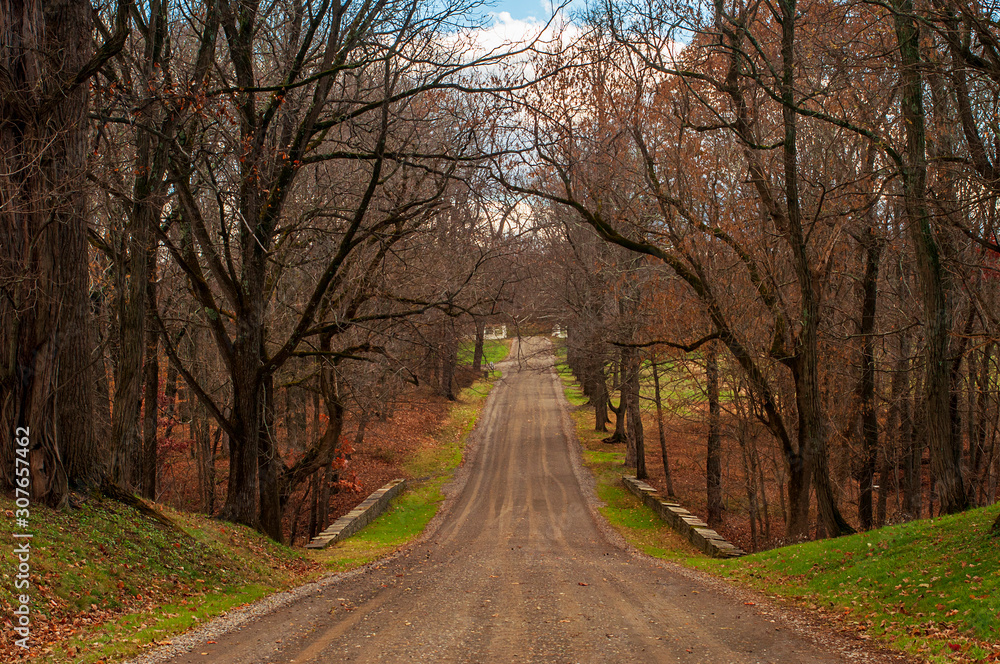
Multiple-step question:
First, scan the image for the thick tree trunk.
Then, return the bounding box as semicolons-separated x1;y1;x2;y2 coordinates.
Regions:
706;343;723;526
110;0;172;489
622;346;645;478
777;0;852;539
219;338;263;528
604;391;627;444
592;359;610;432
0;0;104;503
893;0;967;515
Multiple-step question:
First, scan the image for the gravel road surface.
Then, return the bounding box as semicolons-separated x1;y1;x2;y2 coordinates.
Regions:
152;337;915;664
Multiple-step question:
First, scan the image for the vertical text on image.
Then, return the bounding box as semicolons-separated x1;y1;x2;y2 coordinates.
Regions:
12;425;32;649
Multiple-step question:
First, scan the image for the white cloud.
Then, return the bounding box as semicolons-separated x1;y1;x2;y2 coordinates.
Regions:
448;7;579;63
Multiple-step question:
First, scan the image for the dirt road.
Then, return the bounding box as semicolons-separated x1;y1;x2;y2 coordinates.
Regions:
161;338;911;663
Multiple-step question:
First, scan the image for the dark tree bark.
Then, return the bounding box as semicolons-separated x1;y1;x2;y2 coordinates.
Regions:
857;227;882;530
161;338;181;441
0;0;122;503
589;352;611;432
969;343;992;504
141;247;159;500
109;0;174;492
441;318;459;401
604;392;627;444
651;359;675;497
706;342;723;526
472;319;486;373
892;0;968;515
307;470;320;539
622;346;646;478
259;374;283;541
773;0;853;538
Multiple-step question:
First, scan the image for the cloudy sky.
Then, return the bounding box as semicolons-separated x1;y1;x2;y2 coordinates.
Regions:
454;0;583;56
479;0;583;28
488;0;562;21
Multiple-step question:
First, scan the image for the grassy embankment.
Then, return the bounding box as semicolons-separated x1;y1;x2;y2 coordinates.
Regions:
555;347;1000;664
0;341;510;663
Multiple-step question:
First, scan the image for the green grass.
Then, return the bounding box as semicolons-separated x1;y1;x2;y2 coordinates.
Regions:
0;496;315;662
457;338;511;366
310;377;498;573
693;506;1000;662
557;360;1000;663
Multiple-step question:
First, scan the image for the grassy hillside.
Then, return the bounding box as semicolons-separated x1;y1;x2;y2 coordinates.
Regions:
696;505;1000;663
0;496;316;662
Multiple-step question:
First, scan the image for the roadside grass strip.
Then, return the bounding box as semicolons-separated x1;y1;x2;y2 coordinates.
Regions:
457;338;511;367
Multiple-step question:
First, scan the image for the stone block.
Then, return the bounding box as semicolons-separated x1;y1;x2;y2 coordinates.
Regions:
619;476;743;557
307;479;407;549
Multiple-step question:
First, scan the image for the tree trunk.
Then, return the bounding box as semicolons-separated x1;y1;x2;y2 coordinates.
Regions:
604;391;626;444
219;338;263;528
706;342;723;526
857;228;882;530
623;346;645;478
258;373;284;541
777;0;852;539
972;344;993;504
0;0;104;504
308;470;320;539
651;359;675;496
110;0;172;489
592;358;610;432
472;319;485;373
440;319;458;400
892;0;967;515
141;248;159;500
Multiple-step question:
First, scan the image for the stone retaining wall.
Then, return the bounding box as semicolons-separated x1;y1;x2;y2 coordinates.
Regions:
306;479;407;550
622;476;744;558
